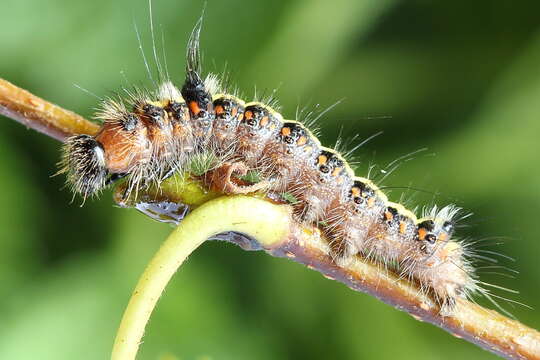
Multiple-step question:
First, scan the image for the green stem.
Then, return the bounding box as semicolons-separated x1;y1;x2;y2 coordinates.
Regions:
111;195;291;360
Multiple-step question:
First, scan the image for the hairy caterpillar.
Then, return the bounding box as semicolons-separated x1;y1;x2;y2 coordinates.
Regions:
58;20;512;316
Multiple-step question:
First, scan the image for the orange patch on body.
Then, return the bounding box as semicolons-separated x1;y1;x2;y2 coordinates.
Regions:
281;127;291;136
399;221;407;234
188;101;201;116
244;110;253;120
417;228;427;241
97;124;147;173
317;155;328;165
296;136;307;146
214;105;224;116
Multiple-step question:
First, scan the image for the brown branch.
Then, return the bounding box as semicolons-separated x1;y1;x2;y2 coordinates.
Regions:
3;78;539;359
271;226;540;360
0;78;99;141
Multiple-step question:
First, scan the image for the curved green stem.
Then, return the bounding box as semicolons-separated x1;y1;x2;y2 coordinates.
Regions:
111;195;291;360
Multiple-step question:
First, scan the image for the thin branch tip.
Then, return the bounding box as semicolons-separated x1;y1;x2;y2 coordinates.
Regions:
0;78;99;141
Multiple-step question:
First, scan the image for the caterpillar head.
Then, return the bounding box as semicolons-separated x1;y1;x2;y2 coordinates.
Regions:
60;135;108;198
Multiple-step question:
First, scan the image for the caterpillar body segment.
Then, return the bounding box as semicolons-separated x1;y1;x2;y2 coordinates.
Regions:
324;177;388;265
258;120;321;194
181;20;213;147
135;100;177;180
234;102;283;167
366;202;418;264
402;206;477;311
181;76;214;147
59;29;499;315
164;100;195;161
285;147;354;225
211;94;246;154
96;110;151;175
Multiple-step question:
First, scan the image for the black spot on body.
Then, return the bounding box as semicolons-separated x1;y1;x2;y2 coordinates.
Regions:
387;206;398;217
242;105;267;128
357;181;375;199
214;98;232;117
166;101;188;122
182;79;211;110
425;234;437;244
122;114;139;131
443;221;455;235
142;104;165;126
419;220;435;231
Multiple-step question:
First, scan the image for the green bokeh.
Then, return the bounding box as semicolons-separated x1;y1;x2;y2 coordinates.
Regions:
1;0;539;359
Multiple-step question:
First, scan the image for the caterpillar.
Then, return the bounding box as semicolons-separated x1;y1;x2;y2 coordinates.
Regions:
59;21;509;315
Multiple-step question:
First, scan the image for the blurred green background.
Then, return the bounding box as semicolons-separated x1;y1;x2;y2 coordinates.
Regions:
1;0;539;359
